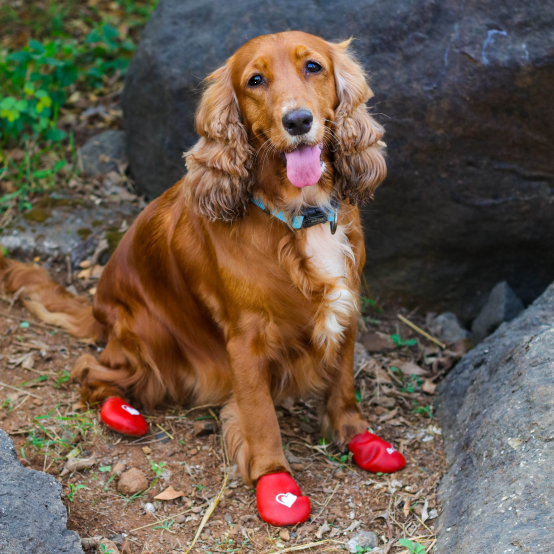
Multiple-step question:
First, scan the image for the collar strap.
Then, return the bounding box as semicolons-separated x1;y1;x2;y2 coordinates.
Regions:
251;197;338;235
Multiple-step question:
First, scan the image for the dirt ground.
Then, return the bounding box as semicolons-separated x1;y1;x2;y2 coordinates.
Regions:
0;265;451;554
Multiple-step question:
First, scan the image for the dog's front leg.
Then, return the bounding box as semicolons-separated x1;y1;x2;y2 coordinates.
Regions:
224;331;311;526
322;317;369;449
225;332;289;482
323;317;406;474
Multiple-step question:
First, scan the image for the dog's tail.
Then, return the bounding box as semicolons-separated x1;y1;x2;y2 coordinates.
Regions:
0;251;101;340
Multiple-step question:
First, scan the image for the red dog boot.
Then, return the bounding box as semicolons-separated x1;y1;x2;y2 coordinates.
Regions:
256;472;311;527
349;431;406;473
100;397;149;436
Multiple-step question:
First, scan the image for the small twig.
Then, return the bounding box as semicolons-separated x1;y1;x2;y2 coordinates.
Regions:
397;314;446;349
354;359;370;380
129;437;169;446
426;539;437;553
184;403;219;415
0;381;43;400
128;432;159;444
156;423;174;440
269;539;343;554
183;418;230;554
129;508;192;533
311;482;340;523
12;393;31;411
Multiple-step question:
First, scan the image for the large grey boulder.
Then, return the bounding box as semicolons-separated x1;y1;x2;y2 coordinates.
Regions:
0;429;84;554
123;0;554;320
435;283;554;553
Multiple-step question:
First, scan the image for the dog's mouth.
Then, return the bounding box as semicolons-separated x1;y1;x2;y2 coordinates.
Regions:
279;143;323;188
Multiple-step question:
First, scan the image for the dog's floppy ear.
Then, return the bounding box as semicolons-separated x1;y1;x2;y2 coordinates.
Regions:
184;64;254;222
331;40;387;204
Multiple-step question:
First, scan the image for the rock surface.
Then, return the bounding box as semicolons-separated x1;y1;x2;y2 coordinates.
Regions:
345;530;379;553
472;281;524;342
0;429;84;554
117;468;148;496
0;192;139;266
435;283;554;553
123;0;554;319
428;312;471;345
79;130;127;177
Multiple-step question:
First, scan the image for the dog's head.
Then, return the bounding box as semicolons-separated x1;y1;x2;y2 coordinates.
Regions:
185;31;386;222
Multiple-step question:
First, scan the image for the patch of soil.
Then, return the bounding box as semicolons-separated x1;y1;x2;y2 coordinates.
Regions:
0;265;449;554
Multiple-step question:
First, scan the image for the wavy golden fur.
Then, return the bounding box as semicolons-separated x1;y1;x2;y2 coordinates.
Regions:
0;31;386;486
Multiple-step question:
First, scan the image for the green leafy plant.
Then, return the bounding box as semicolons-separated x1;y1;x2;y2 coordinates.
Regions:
153;519;174;532
67;483;87;502
55;369;70;388
401;375;423;393
0;0;159;219
413;403;434;418
99;544;116;554
0;26;136;146
150;460;167;477
361;296;382;314
1;398;13;411
398;539;426;554
149;460;167;488
119;489;145;505
391;334;418;347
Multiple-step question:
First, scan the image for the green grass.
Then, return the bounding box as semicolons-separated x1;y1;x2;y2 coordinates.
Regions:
21;405;99;465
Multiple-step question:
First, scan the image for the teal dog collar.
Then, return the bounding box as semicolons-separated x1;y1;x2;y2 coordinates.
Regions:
251;197;338;234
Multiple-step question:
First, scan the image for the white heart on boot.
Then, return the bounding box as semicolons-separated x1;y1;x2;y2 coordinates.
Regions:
275;492;298;508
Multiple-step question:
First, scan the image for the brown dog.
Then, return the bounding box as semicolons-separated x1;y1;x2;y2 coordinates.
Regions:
0;32;388;492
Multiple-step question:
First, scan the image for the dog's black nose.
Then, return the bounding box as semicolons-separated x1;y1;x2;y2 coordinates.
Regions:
282;109;313;136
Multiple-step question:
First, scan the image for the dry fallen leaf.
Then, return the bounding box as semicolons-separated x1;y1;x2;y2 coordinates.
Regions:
154;486;185;501
79;260;92;269
421;498;429;522
422;379;437;394
21;354;35;371
8;352;34;367
378;407;398;422
60;456;96;476
399;361;429;376
77;268;91;279
403;499;411;518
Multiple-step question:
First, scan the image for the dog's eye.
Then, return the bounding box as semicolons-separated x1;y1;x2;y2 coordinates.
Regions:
306;61;322;73
248;74;264;87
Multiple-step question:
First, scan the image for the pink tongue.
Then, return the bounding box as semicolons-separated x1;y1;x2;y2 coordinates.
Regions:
285;145;322;188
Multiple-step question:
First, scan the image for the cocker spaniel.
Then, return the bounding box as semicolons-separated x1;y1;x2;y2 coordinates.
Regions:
1;31;405;526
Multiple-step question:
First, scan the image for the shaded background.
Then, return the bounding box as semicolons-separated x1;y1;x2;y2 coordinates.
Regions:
123;0;554;322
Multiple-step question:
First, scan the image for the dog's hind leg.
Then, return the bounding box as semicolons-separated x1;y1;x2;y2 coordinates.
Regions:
71;327;169;410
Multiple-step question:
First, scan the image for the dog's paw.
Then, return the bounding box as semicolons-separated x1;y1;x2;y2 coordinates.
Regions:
100;397;149;436
256;472;311;527
349;431;406;473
